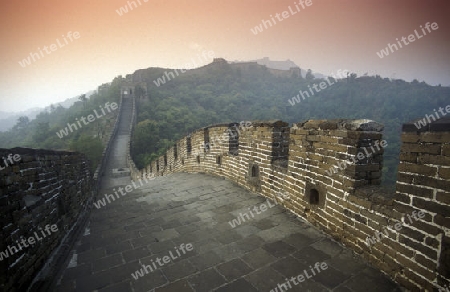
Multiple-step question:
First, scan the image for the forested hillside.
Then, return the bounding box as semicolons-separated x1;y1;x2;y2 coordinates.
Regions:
0;77;122;171
1;60;448;185
132;60;450;186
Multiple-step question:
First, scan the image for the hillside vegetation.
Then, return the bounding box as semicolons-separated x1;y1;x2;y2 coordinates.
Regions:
0;77;122;171
1;60;448;185
132;61;450;186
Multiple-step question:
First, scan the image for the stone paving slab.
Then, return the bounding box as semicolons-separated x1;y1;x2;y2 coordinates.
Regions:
56;172;403;292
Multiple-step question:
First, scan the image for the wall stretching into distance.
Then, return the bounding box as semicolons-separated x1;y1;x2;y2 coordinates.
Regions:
0;91;124;291
132;114;450;291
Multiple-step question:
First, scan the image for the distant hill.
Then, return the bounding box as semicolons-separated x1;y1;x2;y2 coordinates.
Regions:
230;57;327;79
0;90;96;132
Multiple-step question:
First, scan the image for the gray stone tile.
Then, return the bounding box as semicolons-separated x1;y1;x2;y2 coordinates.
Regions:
98;281;132;292
215;231;243;245
92;254;124;273
244;266;286;291
122;246;151;263
313;264;350;289
343;267;403;292
311;238;344;257
188;250;222;271
109;261;142;284
154;279;194;292
153;229;180;242
262;240;296;258
161;259;197;281
104;241;133;255
241;248;277;269
214;278;258;292
75;270;112;292
187;268;226;292
292;245;331;265
327;249;367;276
213;242;246;262
271;256;308;278
216;258;253;281
130;269;167;292
283;232;318;249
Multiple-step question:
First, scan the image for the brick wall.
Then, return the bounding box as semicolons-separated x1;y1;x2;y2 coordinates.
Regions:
133;118;450;291
0;148;93;292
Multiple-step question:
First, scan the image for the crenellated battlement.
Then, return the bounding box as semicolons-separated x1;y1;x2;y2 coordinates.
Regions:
133;117;450;291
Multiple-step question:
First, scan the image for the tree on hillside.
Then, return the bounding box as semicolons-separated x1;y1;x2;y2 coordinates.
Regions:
305;69;315;80
79;94;88;109
70;134;103;171
134;85;146;99
14;116;29;130
33;122;50;143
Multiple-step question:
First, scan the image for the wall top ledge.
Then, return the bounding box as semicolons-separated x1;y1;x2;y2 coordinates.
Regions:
0;147;76;156
403;117;450;132
199;120;289;131
293;119;384;132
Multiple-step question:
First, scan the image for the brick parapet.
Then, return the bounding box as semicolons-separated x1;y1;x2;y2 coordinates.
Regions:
0;148;93;292
139;118;449;290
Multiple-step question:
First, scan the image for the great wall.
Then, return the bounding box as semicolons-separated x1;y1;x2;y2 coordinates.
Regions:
1;88;449;291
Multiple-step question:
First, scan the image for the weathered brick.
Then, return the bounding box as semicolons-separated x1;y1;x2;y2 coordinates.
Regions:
413;197;450;216
398;163;437;177
420;132;450;143
399;235;437;259
395;183;433;199
418;154;450;166
434;214;450;229
438;167;450;180
401;133;421;143
401;143;442;155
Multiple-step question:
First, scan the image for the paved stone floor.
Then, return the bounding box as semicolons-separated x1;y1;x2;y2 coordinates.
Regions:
56;172;403;292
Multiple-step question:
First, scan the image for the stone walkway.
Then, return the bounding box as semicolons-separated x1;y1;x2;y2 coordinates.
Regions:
56;172;403;292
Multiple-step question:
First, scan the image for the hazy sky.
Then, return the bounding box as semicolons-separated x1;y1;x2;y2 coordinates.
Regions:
1;0;449;112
